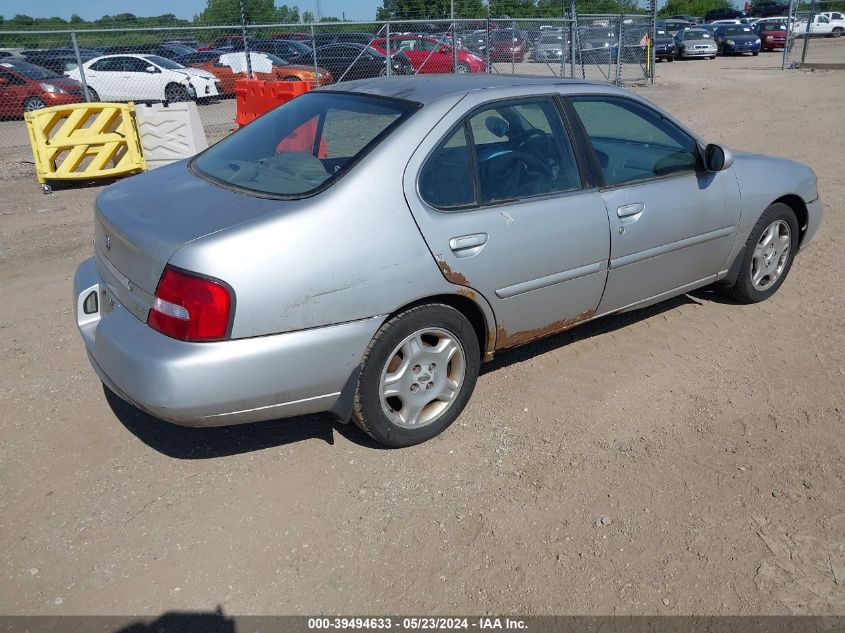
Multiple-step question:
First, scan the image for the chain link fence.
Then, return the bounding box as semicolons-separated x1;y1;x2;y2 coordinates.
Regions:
782;0;845;68
0;14;657;151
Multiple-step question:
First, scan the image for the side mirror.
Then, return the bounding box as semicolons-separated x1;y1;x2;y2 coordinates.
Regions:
704;143;734;171
0;77;8;85
145;65;158;73
439;46;450;53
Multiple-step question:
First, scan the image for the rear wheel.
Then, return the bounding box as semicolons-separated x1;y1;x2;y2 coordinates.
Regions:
352;304;481;448
720;203;799;303
455;62;470;73
23;96;46;112
833;28;844;38
753;51;759;55
85;87;99;102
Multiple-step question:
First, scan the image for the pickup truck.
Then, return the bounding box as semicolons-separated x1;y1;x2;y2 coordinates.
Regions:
792;14;844;37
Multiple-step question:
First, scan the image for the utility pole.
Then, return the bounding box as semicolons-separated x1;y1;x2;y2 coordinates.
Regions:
315;0;323;21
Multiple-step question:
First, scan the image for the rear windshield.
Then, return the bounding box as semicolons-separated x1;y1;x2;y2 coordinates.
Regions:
539;33;564;42
759;23;787;30
192;92;419;198
723;26;753;35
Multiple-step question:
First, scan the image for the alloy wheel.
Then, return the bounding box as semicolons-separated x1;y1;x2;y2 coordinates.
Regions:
751;219;791;291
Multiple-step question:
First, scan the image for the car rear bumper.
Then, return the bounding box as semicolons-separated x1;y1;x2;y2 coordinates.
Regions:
74;257;382;426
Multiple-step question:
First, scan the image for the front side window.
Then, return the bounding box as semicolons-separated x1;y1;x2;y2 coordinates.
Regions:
571;96;699;187
192;91;419;197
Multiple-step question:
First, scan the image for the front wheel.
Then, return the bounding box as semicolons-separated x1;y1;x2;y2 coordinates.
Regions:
720;203;799;303
85;87;99;102
164;83;191;103
455;62;470;74
23;96;46;112
352;304;481;448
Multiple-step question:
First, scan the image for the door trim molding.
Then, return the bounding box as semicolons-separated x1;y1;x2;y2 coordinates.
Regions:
495;260;606;299
610;225;736;269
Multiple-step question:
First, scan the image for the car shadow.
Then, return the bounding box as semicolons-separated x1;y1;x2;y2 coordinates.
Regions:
104;386;383;459
107;292;714;458
111;607;236;632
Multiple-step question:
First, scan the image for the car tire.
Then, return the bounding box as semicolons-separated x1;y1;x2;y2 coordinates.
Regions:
352;303;481;448
85;87;100;102
753;51;759;55
164;83;190;103
833;28;843;38
721;203;799;304
23;96;46;113
668;55;675;62
455;62;470;74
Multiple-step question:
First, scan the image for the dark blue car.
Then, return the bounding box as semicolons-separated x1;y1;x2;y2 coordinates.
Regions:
714;24;762;55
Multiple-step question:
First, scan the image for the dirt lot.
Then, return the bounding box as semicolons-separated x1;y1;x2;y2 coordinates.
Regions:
1;53;843;617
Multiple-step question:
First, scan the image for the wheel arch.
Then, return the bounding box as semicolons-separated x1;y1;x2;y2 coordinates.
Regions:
773;193;809;245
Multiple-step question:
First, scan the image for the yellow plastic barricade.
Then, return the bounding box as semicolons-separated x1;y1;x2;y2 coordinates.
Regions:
25;102;146;192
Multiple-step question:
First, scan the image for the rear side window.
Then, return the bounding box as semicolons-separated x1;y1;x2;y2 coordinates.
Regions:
419;97;582;210
419;125;476;209
571;96;699;187
192;91;419;197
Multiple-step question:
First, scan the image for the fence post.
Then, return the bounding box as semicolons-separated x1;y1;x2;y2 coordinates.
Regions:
486;19;491;73
570;0;577;79
311;23;319;78
650;0;657;83
800;0;814;66
452;21;458;74
615;15;624;85
239;0;253;79
512;20;516;75
386;21;391;76
70;31;91;102
782;0;797;69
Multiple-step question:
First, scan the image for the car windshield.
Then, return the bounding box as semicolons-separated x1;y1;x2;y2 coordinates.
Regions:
165;44;195;55
285;40;312;55
539;33;564;42
1;60;59;79
192;92;419;197
264;52;289;66
684;30;710;39
761;23;787;30
723;26;753;35
144;55;185;69
492;30;518;41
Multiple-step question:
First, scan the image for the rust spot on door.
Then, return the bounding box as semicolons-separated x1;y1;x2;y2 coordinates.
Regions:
435;255;471;287
495;309;596;350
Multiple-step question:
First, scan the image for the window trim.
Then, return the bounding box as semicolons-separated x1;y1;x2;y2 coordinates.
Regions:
417;94;588;213
564;94;706;191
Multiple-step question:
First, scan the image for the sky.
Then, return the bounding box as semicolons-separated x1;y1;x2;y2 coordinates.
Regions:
0;0;385;22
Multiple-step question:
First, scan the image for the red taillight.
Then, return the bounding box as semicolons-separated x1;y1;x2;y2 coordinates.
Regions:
147;266;232;342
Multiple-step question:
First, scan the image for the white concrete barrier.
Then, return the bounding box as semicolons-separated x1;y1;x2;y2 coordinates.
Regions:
134;101;208;169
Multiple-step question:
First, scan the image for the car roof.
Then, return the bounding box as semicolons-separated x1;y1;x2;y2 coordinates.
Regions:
319;74;623;105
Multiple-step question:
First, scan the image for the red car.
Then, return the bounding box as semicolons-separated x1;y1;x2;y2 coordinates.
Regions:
370;35;486;74
488;29;527;62
756;22;789;50
0;59;85;118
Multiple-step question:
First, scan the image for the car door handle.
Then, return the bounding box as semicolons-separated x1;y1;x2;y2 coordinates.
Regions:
449;233;488;258
617;203;644;218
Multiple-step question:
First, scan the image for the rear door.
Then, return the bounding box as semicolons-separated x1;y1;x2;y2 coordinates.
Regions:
567;95;740;314
404;94;611;349
87;57;128;101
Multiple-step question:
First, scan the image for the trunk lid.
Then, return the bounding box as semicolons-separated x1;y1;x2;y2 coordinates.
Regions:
94;161;282;320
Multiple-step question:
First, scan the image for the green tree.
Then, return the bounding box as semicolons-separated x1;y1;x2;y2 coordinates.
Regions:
302;9;315;22
278;4;300;22
658;0;732;16
69;13;84;23
197;0;278;25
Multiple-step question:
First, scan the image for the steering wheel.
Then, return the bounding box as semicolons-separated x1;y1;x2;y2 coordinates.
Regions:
510;150;553;180
516;128;551;151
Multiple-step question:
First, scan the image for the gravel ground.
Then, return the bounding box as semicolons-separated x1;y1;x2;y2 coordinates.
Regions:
0;53;843;617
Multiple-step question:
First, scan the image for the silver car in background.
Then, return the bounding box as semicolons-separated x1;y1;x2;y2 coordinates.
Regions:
74;75;822;447
674;27;719;58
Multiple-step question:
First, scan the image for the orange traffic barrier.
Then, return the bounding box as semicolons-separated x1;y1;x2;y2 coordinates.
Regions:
234;79;311;127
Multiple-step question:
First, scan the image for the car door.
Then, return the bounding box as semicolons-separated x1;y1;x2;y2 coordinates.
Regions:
567;95;741;314
404;95;611;349
85;57;125;101
121;57;165;101
417;38;452;73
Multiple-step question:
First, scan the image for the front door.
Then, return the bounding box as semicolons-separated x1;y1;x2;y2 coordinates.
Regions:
568;95;741;314
405;95;611;349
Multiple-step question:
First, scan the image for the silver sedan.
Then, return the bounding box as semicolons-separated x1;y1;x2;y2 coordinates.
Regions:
74;75;822;447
